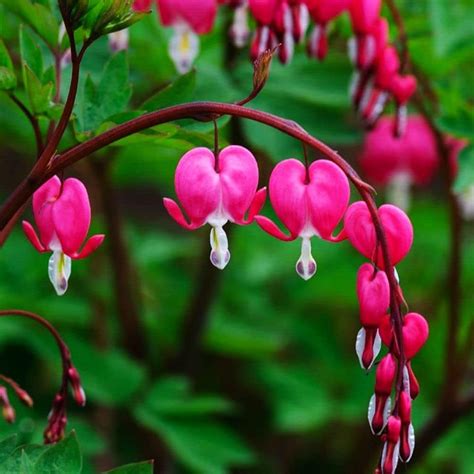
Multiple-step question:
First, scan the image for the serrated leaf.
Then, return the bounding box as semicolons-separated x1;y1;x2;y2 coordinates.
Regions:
34;432;82;474
24;64;54;115
103;460;154;474
0;435;18;463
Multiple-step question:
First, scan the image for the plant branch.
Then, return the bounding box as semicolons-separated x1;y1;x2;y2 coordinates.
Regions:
8;93;43;155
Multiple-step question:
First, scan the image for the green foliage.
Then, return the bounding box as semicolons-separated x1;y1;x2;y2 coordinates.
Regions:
0;39;17;90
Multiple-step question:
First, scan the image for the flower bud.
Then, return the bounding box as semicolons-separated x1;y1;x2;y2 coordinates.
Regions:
68;367;86;407
381;416;401;474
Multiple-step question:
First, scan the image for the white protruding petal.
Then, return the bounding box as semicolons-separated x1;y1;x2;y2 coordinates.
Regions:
367;91;389;125
364;35;376;66
309;26;322;57
458;185;474;221
282;31;295;63
109;29;129;52
396;104;408;136
348;37;357;65
391;441;400;474
368;393;376;433
231;5;250;48
394;267;400;285
373;330;382;362
210;226;230;270
355;327;366;369
48;251;72;296
297;4;310;42
387;171;412;212
381;442;388;474
359;79;374;115
169;24;199;74
258;26;270;55
383;397;392;431
349;71;361;102
295;237;317;280
402;364;410;394
406;423;415;462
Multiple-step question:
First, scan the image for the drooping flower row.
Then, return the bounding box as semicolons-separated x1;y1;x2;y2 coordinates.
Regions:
124;0;416;135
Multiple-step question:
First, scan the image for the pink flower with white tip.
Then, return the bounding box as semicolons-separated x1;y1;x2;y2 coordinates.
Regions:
157;0;217;73
163;146;266;270
368;353;396;435
249;0;279;60
398;390;415;462
379;312;429;399
349;0;382;69
255;159;350;280
390;74;417;136
355;263;390;369
381;415;402;474
343;201;413;271
305;0;350;60
360;116;439;211
22;176;105;296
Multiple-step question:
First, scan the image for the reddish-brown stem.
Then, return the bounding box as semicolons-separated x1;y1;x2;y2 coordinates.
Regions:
384;0;409;72
0;102;406;402
8;93;43;155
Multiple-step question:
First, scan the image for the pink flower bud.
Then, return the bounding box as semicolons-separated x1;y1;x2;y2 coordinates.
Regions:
23;176;105;296
68;367;86;407
381;416;402;474
349;0;382;35
0;387;15;423
399;390;415;462
164;146;266;270
249;0;279;25
368;354;396;434
343;201;413;270
255;159;350;280
380;312;429;360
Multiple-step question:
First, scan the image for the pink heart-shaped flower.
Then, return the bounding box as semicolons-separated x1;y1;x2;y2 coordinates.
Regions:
344;201;413;268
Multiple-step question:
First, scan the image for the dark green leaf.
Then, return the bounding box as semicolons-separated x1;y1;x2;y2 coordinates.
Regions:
0;435;18;464
34;432;82;474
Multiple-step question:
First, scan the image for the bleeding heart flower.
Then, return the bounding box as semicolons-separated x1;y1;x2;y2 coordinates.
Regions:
379;312;429;360
398;390;415;462
22;176;105;296
359;116;439;211
343;201;413;270
133;0;153;11
381;415;402;474
249;0;279;25
157;0;218;73
355;263;390;369
255;159;350;280
163;146;266;270
305;0;350;60
368;353;396;434
349;0;381;35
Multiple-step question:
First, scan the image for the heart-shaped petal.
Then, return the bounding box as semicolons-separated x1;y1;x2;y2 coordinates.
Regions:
357;263;390;327
249;0;279;25
219;145;260;224
52;178;91;257
391;75;417;105
158;0;218;34
349;0;382;34
306;0;350;23
380;312;429;360
344;201;413;268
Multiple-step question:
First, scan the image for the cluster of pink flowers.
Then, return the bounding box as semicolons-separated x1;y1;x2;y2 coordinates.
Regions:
163;145;429;473
126;0;416;135
359;115;473;218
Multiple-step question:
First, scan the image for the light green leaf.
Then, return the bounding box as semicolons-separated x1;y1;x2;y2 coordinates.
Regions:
454;143;474;192
20;26;44;82
0;40;16;90
34;432;82;474
0;435;18;464
24;64;54;115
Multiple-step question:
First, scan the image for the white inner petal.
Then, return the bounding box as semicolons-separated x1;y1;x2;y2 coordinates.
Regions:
387;171;412;212
295;236;317;280
210;226;230;270
169;23;199;74
231;5;250;48
48;251;72;296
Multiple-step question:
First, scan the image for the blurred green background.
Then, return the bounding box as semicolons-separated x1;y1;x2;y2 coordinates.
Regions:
0;1;473;473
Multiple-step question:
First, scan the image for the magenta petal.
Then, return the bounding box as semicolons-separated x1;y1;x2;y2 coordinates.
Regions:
268;159;308;237
344;201;413;268
249;0;279;25
22;221;47;252
239;187;267;225
179;0;217;34
357;263;390;327
52;178;91;256
349;0;381;34
73;234;105;259
307;0;350;23
219;145;260;224
163;198;199;230
33;175;62;249
175;147;220;227
307;160;350;240
402;312;429;360
254;216;295;241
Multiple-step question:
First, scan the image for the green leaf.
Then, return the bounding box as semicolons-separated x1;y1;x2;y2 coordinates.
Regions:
2;0;59;49
0;40;16;90
20;26;44;82
24;64;54;115
103;460;154;474
76;52;132;134
142;71;196;111
34;432;82;474
454;143;474;192
0;435;18;464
